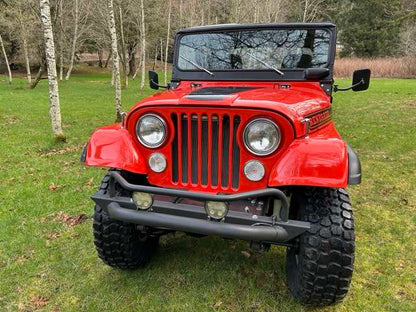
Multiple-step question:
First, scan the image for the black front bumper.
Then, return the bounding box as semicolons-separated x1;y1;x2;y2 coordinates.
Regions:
91;171;310;244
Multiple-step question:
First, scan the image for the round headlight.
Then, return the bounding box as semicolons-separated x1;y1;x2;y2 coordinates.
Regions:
243;118;280;156
136;114;166;148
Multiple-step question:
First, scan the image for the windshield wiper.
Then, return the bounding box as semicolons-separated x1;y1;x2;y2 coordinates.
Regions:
247;53;284;76
179;55;214;76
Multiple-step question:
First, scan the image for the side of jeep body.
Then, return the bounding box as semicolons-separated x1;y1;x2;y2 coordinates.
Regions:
83;23;367;306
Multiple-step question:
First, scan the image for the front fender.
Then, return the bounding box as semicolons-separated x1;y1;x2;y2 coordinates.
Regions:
84;124;146;174
268;138;349;188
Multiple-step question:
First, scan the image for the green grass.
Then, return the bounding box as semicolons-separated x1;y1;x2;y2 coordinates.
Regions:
0;71;415;311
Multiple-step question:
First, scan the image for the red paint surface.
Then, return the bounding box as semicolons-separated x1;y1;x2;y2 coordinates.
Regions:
85;80;349;191
85;124;146;174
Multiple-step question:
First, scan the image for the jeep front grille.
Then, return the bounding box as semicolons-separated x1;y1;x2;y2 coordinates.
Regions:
171;113;241;190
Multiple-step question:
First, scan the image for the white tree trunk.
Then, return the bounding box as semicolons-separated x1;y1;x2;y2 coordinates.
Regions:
107;0;122;121
303;0;309;22
65;0;79;80
40;0;65;140
119;7;128;87
22;37;31;84
0;34;12;84
18;9;31;84
58;0;64;81
139;0;146;90
164;0;172;85
153;42;158;70
160;38;163;72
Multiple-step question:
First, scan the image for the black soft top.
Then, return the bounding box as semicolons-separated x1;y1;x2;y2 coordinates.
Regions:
177;22;336;34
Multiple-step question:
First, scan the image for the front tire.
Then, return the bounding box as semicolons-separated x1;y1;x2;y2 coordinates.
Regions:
93;173;159;269
286;188;355;306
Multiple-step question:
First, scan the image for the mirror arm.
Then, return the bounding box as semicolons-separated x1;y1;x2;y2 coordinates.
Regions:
334;78;364;92
151;79;169;89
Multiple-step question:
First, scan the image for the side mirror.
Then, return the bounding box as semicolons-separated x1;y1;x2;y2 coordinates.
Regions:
149;70;159;90
334;68;371;92
352;68;371;92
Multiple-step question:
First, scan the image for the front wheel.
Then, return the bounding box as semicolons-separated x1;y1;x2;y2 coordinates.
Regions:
286;188;355;306
93;173;159;269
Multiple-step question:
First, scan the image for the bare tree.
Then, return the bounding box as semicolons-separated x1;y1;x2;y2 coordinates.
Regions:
58;0;65;81
40;0;65;140
164;0;172;85
0;34;12;84
65;0;79;80
301;0;325;22
118;6;128;87
16;7;32;84
107;0;122;121
30;61;44;89
139;0;146;90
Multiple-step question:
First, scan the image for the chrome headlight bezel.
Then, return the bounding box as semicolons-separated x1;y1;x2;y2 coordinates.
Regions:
136;114;167;148
243;118;281;156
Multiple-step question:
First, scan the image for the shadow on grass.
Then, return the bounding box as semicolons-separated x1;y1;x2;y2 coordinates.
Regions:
90;234;299;309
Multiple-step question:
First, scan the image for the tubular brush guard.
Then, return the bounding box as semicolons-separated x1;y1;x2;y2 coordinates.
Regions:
91;171;310;244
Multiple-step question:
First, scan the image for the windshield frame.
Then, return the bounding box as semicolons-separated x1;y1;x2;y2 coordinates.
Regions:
172;23;337;82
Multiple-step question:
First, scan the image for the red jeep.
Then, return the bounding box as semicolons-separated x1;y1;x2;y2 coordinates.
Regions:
82;23;370;306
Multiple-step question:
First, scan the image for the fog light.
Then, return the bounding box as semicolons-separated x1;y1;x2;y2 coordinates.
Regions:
205;201;228;220
148;153;167;172
132;192;153;210
244;160;265;181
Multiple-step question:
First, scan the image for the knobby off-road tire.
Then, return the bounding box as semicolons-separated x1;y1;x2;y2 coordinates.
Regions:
286;188;355;306
93;173;159;269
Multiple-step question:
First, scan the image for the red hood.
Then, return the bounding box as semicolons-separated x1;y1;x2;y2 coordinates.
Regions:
130;81;331;135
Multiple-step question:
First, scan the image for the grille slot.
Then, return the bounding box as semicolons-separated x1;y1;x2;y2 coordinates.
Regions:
171;113;241;190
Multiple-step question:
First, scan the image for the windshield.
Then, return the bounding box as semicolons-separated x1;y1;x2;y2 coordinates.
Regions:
178;29;331;71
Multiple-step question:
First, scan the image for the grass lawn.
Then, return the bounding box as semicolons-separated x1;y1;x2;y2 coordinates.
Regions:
0;71;415;311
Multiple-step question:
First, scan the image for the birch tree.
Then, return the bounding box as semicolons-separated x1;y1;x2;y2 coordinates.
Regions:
17;8;31;84
301;0;325;22
65;0;79;80
0;34;12;84
58;0;65;81
139;0;146;90
164;0;172;85
118;6;128;87
107;0;122;121
40;0;65;140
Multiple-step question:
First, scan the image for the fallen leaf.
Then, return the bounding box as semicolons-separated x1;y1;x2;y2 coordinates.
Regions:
18;302;26;311
395;290;406;300
395;262;405;271
55;212;71;224
213;301;223;308
46;231;61;240
4;116;20;125
241;250;251;259
54;212;87;226
39;144;83;157
85;177;94;187
30;296;49;308
69;214;87;226
16;250;35;264
48;183;58;191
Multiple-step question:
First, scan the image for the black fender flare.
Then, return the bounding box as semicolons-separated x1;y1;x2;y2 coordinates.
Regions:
347;144;361;185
